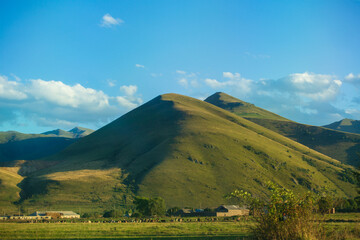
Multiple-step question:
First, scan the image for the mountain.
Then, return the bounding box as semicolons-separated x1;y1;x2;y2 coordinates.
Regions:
0;131;77;162
205;92;289;121
68;127;95;138
205;92;360;167
323;119;360;135
42;126;94;138
7;93;357;214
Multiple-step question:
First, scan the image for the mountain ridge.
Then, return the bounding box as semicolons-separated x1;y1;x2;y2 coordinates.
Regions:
323;118;360;135
205;92;360;167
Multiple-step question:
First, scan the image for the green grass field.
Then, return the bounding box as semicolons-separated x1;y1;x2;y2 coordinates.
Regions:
0;213;359;240
0;221;254;239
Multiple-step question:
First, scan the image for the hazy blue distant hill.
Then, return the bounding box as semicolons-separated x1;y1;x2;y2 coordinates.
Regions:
323;119;360;135
206;92;360;167
42;126;94;138
0;131;77;162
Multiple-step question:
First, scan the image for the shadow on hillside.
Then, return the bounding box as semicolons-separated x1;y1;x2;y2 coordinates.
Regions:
15;176;60;204
0;137;77;162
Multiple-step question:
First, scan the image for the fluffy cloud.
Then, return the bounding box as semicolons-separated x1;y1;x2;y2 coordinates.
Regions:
100;13;124;28
176;70;199;88
0;76;142;128
0;75;27;100
345;73;360;82
259;72;342;102
120;85;137;96
28;79;110;110
118;85;143;109
204;72;252;95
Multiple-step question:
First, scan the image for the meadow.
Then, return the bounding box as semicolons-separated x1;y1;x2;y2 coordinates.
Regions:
0;213;359;240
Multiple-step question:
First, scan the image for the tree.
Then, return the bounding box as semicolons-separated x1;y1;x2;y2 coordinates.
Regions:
318;196;333;214
133;196;166;217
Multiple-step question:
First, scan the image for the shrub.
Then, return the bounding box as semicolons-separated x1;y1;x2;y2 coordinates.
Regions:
229;181;323;240
103;209;123;218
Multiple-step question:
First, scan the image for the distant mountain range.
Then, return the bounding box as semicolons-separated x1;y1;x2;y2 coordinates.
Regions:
0;127;94;163
323;119;360;135
42;127;95;138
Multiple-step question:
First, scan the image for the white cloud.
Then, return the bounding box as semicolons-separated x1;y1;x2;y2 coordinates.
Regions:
135;64;145;68
178;78;188;87
0;75;27;100
100;13;124;28
150;73;162;77
282;72;342;101
120;85;137;96
116;96;139;109
204;72;252;95
0;75;143;128
204;78;224;88
176;71;200;89
345;73;360;82
28;79;110;110
176;70;186;75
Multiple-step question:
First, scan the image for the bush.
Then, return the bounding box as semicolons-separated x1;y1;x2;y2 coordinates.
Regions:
229;182;323;240
103;209;123;218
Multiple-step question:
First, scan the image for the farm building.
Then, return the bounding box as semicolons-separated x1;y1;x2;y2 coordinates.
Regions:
215;205;249;217
30;211;80;219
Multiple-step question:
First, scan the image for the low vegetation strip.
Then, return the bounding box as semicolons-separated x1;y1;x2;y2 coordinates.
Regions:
0;222;254;240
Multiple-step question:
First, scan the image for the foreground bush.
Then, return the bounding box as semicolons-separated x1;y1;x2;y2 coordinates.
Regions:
229;182;324;240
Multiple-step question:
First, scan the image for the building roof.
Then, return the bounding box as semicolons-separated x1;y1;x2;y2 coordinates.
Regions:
30;211;79;216
218;205;243;210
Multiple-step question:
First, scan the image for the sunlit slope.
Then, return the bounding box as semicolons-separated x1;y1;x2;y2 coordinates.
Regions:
205;92;360;167
323;118;360;135
205;92;289;121
0;167;23;211
22;94;358;208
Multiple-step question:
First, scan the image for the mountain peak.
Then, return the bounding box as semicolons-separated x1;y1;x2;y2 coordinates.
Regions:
323;118;360;134
205;92;288;121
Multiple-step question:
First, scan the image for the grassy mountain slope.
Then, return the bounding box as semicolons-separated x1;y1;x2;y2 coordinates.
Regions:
0;166;23;212
323;119;360;134
204;92;289;121
0;131;77;162
15;94;358;212
205;92;360;167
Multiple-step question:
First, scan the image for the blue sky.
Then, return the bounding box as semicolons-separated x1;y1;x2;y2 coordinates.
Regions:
0;0;360;133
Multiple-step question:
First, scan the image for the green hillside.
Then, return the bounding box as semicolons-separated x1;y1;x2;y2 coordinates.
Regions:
205;92;360;167
0;131;77;162
323;118;360;134
11;93;358;213
204;92;289;121
0;166;23;212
